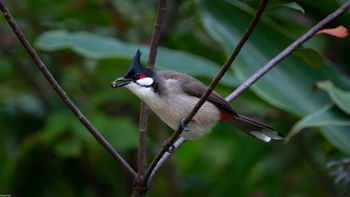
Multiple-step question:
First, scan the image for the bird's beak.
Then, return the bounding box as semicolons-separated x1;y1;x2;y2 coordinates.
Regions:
111;77;132;88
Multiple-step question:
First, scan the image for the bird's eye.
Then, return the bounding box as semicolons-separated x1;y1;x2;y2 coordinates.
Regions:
135;73;146;79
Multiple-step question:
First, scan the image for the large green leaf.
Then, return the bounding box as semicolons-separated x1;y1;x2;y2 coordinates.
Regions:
53;137;83;158
317;81;350;115
287;104;350;154
35;31;239;86
268;2;305;14
200;0;350;153
89;114;138;152
293;48;323;69
291;105;350;131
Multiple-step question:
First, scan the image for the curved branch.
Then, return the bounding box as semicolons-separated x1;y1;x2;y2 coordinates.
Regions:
144;0;269;185
147;137;186;185
0;1;137;179
226;0;350;103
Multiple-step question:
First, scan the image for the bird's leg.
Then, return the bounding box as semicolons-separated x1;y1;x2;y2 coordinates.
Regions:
180;118;190;132
162;139;175;153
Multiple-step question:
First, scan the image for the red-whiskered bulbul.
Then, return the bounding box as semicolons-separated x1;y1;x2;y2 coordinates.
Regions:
111;50;284;142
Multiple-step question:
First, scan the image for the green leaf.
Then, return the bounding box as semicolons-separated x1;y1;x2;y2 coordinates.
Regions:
90;114;138;152
287;105;350;141
200;0;350;153
282;2;305;14
317;81;350;115
268;2;305;14
294;48;323;69
35;31;239;86
322;126;350;155
102;117;139;152
42;110;71;143
53;137;83;158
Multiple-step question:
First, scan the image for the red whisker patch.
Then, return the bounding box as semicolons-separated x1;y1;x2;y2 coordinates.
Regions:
139;74;146;79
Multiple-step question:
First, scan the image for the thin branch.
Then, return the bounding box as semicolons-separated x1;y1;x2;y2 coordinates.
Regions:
147;137;186;185
0;1;137;179
144;0;269;185
147;0;167;68
226;0;350;103
137;102;149;180
134;0;167;195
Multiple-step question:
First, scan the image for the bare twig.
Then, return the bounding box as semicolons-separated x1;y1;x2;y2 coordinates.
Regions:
0;1;137;179
147;0;167;69
147;137;186;185
137;102;149;179
144;0;269;185
133;0;167;196
226;0;350;103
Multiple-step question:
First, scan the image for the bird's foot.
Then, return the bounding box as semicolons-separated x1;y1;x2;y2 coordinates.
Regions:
180;118;190;132
162;139;175;153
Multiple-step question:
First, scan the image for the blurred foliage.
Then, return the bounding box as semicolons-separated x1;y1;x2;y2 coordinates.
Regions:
1;0;350;196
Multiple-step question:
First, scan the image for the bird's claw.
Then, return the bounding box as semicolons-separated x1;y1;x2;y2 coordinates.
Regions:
180;118;190;132
162;139;175;153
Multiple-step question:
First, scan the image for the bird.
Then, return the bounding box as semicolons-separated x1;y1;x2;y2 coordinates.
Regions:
111;50;284;142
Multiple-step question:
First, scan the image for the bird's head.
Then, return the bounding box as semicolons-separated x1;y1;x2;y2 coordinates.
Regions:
111;49;155;89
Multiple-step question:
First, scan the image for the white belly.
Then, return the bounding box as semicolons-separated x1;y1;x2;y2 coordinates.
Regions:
125;82;220;139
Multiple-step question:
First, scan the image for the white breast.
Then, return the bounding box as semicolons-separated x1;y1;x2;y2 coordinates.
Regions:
125;79;220;140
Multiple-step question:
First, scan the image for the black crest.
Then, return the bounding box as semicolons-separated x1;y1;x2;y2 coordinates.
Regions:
129;49;142;71
122;49;154;81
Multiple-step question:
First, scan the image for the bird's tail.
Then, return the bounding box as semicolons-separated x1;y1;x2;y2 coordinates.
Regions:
225;114;284;142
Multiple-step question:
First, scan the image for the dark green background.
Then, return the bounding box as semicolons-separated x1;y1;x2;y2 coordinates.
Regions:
1;0;350;196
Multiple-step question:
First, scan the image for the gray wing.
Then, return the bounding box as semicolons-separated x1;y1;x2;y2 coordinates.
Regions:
157;71;284;142
159;71;238;116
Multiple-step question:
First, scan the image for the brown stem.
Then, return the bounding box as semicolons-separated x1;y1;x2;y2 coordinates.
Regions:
147;0;167;68
154;117;180;196
147;137;185;186
0;1;137;179
144;0;269;185
133;0;167;196
225;0;350;103
137;103;148;177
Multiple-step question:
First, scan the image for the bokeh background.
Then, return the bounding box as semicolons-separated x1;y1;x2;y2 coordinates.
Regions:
1;0;350;196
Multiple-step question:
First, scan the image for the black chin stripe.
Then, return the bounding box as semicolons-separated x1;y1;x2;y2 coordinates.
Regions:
136;81;154;88
135;81;158;93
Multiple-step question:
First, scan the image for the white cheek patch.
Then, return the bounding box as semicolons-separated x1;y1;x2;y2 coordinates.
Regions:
136;77;154;87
